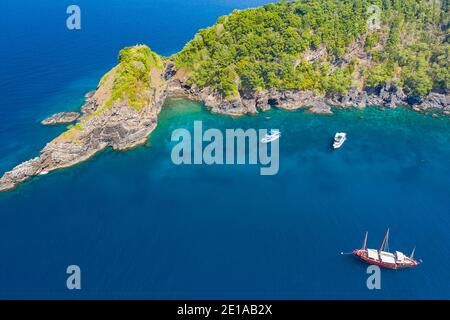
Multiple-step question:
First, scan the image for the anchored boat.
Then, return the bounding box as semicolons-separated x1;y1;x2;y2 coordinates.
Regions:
353;229;422;269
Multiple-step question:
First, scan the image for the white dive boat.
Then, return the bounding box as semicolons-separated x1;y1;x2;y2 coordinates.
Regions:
333;132;347;149
39;171;49;176
261;130;281;144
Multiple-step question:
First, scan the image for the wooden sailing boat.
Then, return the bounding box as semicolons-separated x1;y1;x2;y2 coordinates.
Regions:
353;229;422;269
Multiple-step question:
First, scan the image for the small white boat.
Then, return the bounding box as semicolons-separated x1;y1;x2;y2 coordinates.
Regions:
333;132;347;149
39;171;49;176
261;129;281;144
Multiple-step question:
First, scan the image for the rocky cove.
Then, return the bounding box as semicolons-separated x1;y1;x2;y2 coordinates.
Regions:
0;47;448;193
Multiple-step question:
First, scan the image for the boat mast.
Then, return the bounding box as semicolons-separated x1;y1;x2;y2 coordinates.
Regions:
379;228;390;253
362;232;368;250
410;247;416;259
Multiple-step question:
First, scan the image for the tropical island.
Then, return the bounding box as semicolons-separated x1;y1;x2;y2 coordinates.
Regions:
0;0;448;192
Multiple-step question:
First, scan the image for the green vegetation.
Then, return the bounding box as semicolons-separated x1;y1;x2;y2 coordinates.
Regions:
173;0;449;98
104;45;164;111
61;45;164;139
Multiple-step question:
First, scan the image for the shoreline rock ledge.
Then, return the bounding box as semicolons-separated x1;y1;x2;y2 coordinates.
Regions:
41;112;81;125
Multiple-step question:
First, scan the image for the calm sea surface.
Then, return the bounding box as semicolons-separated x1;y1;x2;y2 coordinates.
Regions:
0;0;449;299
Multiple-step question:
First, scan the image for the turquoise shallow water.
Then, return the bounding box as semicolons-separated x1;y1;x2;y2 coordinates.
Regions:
0;0;450;299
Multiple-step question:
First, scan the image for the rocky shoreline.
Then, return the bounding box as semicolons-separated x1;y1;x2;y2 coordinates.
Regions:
165;61;449;116
41;112;81;125
168;78;449;117
0;61;448;193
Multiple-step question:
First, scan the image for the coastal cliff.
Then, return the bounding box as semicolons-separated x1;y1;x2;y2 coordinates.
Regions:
0;0;449;192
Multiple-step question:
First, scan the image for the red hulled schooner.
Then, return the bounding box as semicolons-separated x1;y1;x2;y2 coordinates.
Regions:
353;229;422;269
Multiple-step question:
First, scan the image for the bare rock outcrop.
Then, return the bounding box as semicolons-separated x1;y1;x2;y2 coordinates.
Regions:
41;112;81;125
415;93;450;112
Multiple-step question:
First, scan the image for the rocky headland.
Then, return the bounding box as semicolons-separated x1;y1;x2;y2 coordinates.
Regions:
0;45;167;192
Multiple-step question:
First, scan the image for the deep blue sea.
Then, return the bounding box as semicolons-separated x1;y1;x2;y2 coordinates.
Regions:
0;0;449;299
